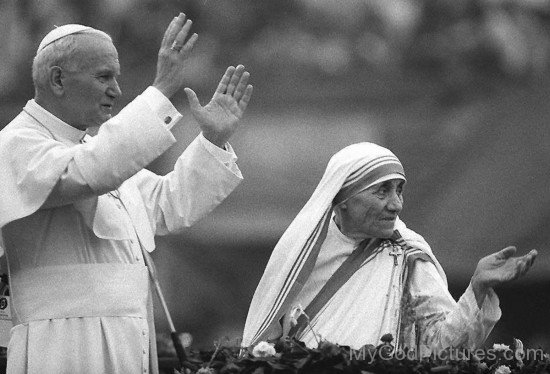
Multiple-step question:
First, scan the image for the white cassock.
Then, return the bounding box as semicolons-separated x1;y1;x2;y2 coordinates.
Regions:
242;142;501;353
0;87;243;374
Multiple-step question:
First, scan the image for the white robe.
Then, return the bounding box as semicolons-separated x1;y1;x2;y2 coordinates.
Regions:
0;87;242;374
243;142;502;353
289;219;501;351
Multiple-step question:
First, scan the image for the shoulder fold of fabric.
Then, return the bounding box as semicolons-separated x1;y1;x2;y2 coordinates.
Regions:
0;105;79;228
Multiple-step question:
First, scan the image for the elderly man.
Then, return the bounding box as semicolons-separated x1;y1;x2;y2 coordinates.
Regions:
0;14;252;374
243;142;536;354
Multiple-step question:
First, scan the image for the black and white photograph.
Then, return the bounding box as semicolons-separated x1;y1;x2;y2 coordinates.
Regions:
0;1;549;373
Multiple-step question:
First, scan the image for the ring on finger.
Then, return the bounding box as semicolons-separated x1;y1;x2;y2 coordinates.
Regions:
170;41;183;52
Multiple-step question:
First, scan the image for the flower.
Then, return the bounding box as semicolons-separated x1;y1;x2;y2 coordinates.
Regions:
252;341;276;357
178;332;193;348
492;344;510;351
477;362;488;371
196;368;215;374
494;365;511;374
513;338;524;367
174;337;550;374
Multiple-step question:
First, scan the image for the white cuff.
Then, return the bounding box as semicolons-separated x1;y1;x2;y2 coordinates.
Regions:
199;132;238;164
140;86;182;130
464;283;502;323
198;133;241;177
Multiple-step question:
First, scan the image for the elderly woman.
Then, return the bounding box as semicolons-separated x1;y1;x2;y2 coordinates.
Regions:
242;142;536;353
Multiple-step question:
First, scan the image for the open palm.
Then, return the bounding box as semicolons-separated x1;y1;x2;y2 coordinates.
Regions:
185;65;253;148
473;246;537;289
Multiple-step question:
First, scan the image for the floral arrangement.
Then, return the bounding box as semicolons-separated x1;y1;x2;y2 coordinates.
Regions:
172;335;549;374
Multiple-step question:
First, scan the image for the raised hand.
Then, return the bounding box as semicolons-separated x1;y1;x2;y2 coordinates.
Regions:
153;13;199;98
184;65;253;148
471;246;537;306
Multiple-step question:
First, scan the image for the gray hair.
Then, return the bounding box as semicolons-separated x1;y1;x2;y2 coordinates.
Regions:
32;29;112;94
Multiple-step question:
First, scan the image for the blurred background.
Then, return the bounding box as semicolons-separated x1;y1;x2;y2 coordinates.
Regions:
1;0;549;353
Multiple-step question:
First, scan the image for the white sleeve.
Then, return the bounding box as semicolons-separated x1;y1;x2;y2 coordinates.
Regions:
43;87;182;208
198;132;242;178
143;86;241;178
409;260;501;352
140;86;182;130
43;87;180;208
133;134;243;235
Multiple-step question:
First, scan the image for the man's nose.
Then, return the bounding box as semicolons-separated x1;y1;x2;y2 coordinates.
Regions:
107;78;122;98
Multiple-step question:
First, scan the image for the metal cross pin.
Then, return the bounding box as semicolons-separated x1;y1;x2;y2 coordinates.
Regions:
389;247;402;266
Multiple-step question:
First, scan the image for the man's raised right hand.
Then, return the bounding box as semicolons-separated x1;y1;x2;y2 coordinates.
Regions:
153;13;198;99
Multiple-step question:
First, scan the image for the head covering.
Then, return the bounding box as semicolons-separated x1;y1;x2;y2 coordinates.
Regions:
36;24;106;54
242;142;446;347
332;144;405;205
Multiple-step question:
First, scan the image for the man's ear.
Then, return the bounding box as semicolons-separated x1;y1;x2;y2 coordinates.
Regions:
49;66;65;97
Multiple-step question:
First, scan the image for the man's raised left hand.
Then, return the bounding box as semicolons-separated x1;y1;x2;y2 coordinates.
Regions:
184;65;253;148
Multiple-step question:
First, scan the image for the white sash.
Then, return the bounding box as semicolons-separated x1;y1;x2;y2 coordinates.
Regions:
10;263;148;325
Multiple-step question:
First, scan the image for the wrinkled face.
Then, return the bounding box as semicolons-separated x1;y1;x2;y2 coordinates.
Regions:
59;35;121;129
336;178;405;239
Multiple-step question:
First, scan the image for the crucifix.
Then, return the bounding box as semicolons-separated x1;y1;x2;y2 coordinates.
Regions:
389;246;402;266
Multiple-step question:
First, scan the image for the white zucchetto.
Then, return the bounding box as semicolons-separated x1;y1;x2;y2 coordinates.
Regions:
37;24;93;54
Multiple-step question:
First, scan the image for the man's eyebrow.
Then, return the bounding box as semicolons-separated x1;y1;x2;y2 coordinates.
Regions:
94;68;119;76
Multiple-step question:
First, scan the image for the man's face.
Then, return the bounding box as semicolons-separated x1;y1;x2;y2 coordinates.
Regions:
60;35;121;130
337;178;405;239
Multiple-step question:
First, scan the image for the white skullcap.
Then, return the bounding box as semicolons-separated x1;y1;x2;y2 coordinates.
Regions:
37;24;94;54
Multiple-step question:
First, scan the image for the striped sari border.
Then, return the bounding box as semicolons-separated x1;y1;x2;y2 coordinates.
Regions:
343;155;402;188
335;161;404;205
393;230;434;284
250;208;332;344
251;208;329;342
